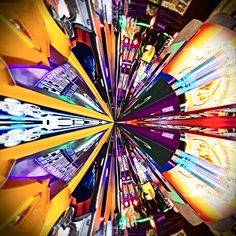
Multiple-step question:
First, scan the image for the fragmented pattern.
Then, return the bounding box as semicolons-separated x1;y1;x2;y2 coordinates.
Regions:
0;1;235;236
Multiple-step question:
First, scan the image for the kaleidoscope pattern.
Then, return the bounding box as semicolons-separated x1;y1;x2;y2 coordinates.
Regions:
0;1;235;236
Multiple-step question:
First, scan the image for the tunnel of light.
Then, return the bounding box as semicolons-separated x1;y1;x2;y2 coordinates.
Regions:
0;1;235;236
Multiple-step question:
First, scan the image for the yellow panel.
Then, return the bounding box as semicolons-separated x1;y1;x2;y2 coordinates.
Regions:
0;14;49;65
0;1;50;57
15;189;51;236
35;0;71;59
0;179;50;232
